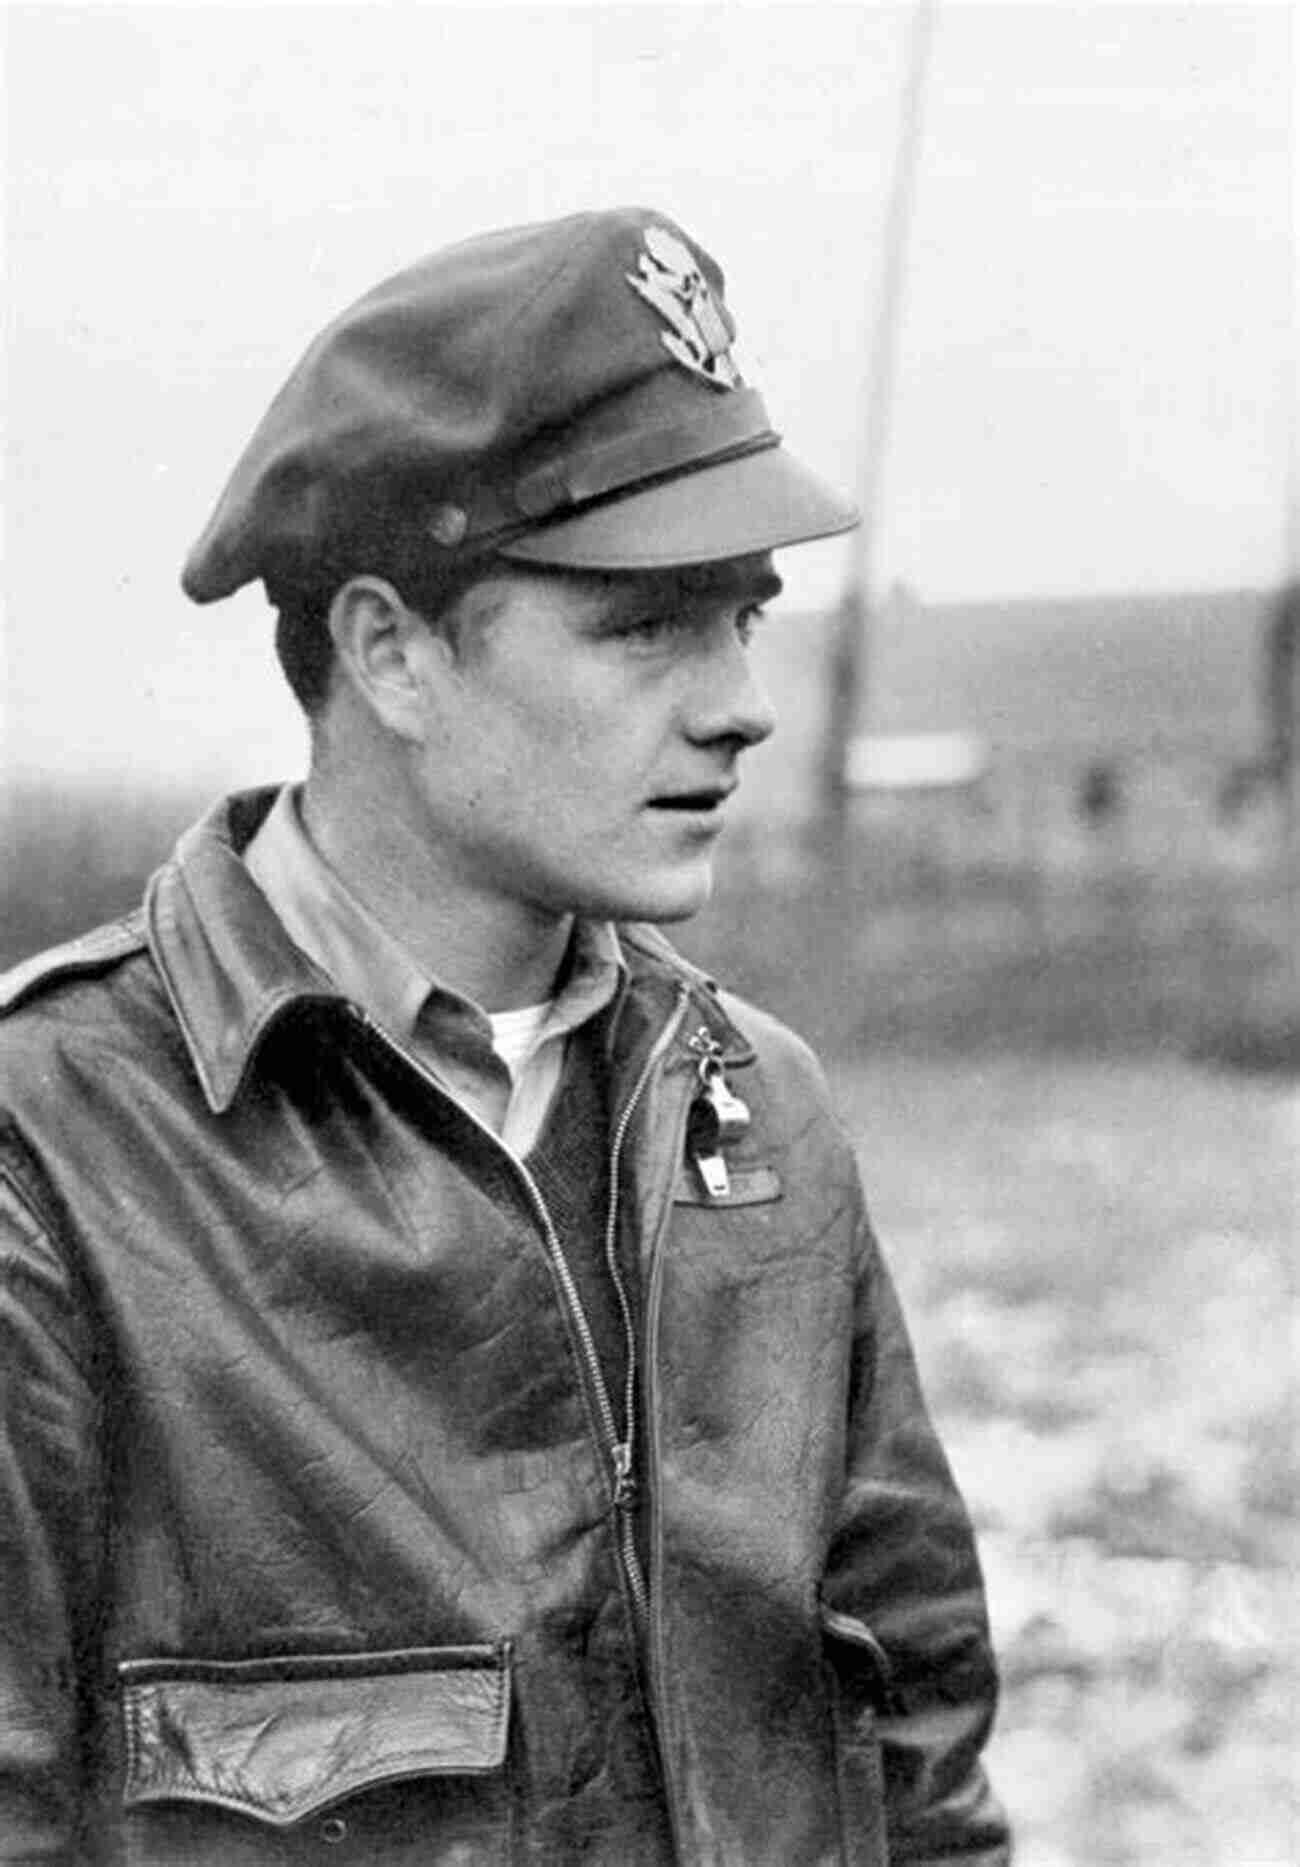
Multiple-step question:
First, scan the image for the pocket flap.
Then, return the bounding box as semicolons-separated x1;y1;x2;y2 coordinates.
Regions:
121;1644;510;1828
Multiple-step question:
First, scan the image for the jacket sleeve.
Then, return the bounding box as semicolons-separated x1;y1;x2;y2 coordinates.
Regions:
821;1199;1011;1865
0;1156;107;1863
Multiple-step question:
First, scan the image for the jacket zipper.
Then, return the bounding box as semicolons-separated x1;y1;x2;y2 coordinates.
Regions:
634;1009;708;1865
600;982;691;1635
348;987;690;1640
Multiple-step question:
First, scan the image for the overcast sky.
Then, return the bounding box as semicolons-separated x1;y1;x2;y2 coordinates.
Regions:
2;0;1295;783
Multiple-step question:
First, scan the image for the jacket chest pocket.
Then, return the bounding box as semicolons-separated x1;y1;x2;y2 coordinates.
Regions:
119;1644;511;1865
672;1162;781;1207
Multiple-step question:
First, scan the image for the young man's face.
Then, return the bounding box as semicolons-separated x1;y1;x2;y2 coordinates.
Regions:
410;553;779;927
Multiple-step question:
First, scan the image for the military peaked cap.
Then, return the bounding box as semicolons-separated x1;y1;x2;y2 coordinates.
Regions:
182;207;857;602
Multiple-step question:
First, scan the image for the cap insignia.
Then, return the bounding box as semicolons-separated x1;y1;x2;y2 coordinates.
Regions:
627;226;741;390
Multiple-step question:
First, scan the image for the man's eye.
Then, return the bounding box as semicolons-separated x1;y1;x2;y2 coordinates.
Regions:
620;612;683;643
614;602;766;647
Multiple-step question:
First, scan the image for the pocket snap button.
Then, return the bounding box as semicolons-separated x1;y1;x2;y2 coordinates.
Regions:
319;1814;348;1844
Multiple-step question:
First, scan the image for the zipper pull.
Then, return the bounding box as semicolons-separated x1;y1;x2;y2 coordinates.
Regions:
612;1441;638;1509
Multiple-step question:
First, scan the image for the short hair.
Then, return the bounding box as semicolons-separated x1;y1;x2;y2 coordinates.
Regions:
272;586;337;714
268;544;496;716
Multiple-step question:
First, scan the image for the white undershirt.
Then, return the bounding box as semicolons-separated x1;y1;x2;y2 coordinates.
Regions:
488;1001;553;1076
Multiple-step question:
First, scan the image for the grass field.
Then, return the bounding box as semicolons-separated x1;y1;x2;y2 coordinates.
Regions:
831;1053;1297;1866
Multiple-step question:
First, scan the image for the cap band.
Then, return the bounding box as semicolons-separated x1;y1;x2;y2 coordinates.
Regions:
446;385;781;553
512;386;775;522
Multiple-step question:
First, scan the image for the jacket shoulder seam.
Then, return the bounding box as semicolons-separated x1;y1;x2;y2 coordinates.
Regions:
0;911;148;1018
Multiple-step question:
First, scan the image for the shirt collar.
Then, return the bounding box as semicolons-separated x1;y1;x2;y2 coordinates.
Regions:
535;916;625;1050
242;783;624;1046
142;788;748;1115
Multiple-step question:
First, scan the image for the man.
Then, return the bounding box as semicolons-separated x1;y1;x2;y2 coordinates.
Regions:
0;208;1009;1863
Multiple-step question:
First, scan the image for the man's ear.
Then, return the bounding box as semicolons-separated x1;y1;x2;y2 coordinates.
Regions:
326;576;448;741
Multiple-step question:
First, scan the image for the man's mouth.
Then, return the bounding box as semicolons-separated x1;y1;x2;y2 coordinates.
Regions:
647;786;734;813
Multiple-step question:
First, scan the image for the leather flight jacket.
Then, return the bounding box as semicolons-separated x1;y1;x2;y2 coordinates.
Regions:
0;790;1010;1864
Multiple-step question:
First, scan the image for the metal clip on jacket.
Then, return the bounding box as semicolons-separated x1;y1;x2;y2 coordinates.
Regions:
686;1027;750;1199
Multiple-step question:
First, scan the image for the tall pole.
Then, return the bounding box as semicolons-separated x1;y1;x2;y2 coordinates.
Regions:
1280;218;1299;861
821;0;937;815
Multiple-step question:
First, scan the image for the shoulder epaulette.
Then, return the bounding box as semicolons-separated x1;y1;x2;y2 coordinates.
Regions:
0;911;148;1018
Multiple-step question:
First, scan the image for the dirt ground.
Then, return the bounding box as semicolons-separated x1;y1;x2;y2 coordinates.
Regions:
829;1051;1297;1866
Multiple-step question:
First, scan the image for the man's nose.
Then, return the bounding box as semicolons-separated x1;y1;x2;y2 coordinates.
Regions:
686;633;777;749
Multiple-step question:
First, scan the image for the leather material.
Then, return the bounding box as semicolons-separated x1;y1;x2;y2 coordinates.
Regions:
671;1161;782;1206
121;1646;510;1825
0;790;1010;1865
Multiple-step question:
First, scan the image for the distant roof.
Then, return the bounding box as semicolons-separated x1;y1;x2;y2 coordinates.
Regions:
866;587;1269;756
733;586;1274;829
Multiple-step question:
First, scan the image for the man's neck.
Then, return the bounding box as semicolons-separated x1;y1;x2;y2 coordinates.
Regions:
298;778;573;1013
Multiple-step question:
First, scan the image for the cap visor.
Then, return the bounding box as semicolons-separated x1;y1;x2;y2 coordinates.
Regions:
496;444;858;571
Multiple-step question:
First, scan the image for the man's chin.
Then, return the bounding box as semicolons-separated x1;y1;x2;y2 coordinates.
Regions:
578;864;716;927
621;873;715;925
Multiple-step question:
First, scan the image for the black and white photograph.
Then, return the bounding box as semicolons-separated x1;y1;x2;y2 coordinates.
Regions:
2;3;1296;1861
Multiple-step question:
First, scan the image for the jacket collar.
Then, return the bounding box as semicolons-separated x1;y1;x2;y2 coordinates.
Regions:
616;922;754;1066
145;788;346;1112
146;790;752;1115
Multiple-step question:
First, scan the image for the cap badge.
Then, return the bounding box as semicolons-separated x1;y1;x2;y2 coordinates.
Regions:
627;227;741;390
